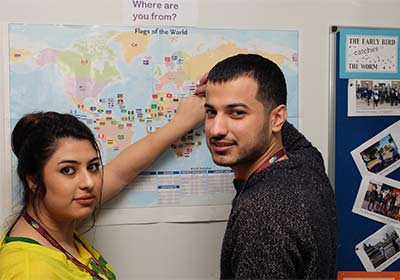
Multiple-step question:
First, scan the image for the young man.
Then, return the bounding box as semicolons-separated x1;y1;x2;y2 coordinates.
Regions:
204;54;337;279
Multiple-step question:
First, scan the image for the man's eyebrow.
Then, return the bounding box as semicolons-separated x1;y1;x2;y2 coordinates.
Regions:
204;103;249;109
224;103;249;109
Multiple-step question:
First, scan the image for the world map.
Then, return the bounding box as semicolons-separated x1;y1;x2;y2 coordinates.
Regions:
9;24;298;209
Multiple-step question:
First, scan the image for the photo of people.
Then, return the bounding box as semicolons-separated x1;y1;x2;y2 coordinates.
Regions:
356;225;400;271
348;79;400;116
353;176;400;226
360;134;400;174
351;120;400;176
360;180;400;221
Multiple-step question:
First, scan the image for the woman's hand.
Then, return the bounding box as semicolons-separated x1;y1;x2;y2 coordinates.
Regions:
193;72;208;97
173;94;205;130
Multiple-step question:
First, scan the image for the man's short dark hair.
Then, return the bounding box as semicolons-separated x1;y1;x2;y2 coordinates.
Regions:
207;54;287;110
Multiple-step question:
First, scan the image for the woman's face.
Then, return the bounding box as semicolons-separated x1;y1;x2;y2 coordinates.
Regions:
37;137;102;222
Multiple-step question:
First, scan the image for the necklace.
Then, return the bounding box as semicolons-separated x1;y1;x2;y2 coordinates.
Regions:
23;212;112;280
254;148;286;174
236;148;287;200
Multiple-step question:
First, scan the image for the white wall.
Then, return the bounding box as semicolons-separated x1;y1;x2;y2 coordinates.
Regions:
1;0;400;279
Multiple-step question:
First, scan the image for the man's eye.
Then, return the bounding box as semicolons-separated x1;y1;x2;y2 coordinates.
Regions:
61;167;75;175
88;163;100;172
231;111;245;117
205;109;216;117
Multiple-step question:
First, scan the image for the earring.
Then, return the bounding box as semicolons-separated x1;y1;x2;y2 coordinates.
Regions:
31;184;38;192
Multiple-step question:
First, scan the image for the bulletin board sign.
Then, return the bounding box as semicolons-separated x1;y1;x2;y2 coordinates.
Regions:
339;28;400;80
334;26;400;273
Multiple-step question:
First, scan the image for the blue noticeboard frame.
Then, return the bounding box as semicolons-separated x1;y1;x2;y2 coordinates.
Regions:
334;27;400;272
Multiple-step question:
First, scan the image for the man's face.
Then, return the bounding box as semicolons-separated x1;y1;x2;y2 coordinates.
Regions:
205;76;270;170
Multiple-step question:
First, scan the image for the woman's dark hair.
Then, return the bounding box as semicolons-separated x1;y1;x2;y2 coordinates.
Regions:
11;111;103;225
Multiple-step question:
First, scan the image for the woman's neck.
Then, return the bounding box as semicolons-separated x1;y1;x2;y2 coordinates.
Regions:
26;206;76;243
11;206;80;258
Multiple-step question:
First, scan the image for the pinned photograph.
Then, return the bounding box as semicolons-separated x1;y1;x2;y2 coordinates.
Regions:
348;79;400;116
351;120;400;176
355;224;400;271
353;175;400;225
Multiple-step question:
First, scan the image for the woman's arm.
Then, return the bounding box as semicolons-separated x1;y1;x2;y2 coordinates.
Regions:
101;94;205;203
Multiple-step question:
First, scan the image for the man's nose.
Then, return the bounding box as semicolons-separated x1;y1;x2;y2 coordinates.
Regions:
206;114;228;137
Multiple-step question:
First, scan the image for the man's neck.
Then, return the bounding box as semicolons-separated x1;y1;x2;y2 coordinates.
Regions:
233;141;287;181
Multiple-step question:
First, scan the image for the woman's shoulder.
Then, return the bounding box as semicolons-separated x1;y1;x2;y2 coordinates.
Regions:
0;239;93;279
0;240;49;279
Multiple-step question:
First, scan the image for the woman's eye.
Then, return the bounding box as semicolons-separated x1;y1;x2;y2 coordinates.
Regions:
61;167;75;175
88;163;100;172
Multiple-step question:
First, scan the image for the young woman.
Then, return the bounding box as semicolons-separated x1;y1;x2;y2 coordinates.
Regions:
0;94;205;279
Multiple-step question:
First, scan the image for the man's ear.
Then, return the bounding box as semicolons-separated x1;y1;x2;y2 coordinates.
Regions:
270;104;288;133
